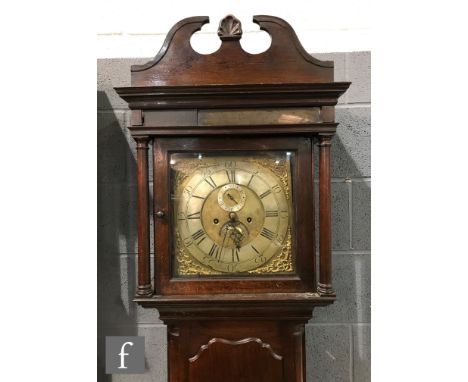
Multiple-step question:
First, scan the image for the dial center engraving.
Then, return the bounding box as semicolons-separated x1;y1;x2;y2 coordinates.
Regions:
202;184;264;249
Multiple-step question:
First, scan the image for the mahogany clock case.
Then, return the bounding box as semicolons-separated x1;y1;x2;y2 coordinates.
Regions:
153;136;315;295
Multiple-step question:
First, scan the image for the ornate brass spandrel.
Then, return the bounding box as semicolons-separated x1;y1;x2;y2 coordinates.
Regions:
248;228;294;274
249;157;291;200
172;158;219;195
175;229;222;276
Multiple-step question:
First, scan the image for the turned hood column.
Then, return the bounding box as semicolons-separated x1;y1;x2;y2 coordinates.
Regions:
317;134;335;296
134;135;152;296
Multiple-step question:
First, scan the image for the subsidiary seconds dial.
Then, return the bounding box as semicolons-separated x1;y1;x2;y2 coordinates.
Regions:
217;184;247;212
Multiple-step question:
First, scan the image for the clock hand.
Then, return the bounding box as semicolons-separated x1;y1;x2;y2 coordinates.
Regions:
219;227;229;259
227;193;238;204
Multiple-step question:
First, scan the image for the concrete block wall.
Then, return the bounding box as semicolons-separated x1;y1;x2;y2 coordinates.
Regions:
97;51;371;381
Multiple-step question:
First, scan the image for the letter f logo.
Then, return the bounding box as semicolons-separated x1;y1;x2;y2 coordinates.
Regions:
118;341;134;369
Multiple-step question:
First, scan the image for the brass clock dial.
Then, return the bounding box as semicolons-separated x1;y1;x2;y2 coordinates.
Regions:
172;154;294;275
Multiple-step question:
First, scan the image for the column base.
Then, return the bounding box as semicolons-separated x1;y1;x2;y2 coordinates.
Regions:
136;284;153;296
317;283;336;297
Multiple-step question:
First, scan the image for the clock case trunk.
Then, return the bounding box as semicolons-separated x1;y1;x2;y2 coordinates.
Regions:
115;14;350;382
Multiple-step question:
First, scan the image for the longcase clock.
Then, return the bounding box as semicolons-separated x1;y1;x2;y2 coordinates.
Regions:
116;14;350;382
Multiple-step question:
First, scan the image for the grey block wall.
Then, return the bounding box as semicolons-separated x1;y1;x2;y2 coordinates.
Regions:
97;51;371;382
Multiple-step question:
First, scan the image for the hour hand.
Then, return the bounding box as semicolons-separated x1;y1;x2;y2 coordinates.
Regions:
227;193;238;204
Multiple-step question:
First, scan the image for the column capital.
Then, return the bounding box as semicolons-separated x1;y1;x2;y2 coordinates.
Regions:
134;135;151;149
317;134;333;147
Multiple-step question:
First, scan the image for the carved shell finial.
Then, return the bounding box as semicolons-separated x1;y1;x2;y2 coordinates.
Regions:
217;15;242;41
